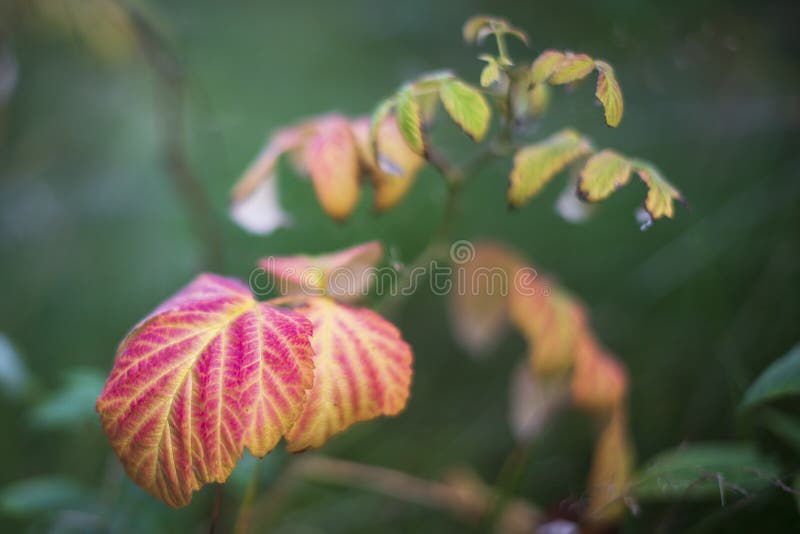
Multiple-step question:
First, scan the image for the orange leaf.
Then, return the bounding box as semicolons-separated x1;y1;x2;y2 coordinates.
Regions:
586;407;634;523
259;241;384;302
351;116;425;212
96;274;315;507
285;297;413;451
303;115;361;221
571;333;628;411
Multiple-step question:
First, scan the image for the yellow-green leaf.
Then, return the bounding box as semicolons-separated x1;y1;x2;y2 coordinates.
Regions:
631;159;684;219
439;79;491;142
530;50;565;84
479;55;506;88
395;88;425;155
508;129;593;207
369;98;395;162
528;83;551;117
578;149;632;202
549;53;595;85
462;15;493;44
595;60;624;127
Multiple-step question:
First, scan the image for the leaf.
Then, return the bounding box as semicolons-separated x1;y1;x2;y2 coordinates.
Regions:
395;87;426;155
508;129;593;208
303;115;362;221
0;476;89;517
369;98;395;167
96;274;315;507
230;127;306;235
509;361;568;444
578;149;633;202
586;408;634;523
549;53;596;85
741;343;800;410
439;79;491;141
259;241;384;302
285;297;413;451
530;50;566;84
594;60;624;127
448;242;526;357
631;159;684;219
30;368;104;429
630;443;780;501
0;333;32;400
571;333;628;412
462;15;494;44
463;15;528;45
528;83;551;118
351;116;425;212
478;55;507;88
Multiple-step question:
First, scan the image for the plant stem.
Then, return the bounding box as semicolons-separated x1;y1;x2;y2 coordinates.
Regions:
121;1;225;271
233;459;263;534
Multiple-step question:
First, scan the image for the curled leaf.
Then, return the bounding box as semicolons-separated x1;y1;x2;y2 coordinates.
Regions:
586;407;634;523
571;334;628;412
351;116;425;212
578;149;632;202
439;79;491;142
549;53;596;85
530;50;566;84
285;297;413;451
463;15;529;46
631;159;684;219
508;129;593;208
594;61;624;127
96;274;315;507
260;241;384;302
303;115;361;221
395;87;426;156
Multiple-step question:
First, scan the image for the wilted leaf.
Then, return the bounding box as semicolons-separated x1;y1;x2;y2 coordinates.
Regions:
448;242;526;357
259;241;384;302
285;297;413;451
0;476;90;517
631;159;684;219
303;115;361;221
578;149;632;202
741;343;800;411
395;87;426;155
571;334;628;412
439;79;491;142
351;116;425;212
509;361;569;444
508;129;593;208
31;368;104;429
96;274;315;507
586;408;634;523
549;53;595;85
594;61;624;127
510;285;587;376
630;443;780;501
530;50;566;84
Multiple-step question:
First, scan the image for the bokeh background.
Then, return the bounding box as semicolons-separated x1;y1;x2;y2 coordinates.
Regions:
1;0;799;532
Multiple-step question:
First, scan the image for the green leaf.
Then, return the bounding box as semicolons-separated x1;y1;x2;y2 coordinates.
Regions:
29;368;105;429
630;443;780;501
528;83;551;118
595;60;624;127
741;343;800;410
0;333;32;400
578;149;632;202
478;55;507;88
508;129;593;207
369;98;395;166
549;53;595;85
631;159;684;219
395;88;425;155
530;50;566;84
439;79;491;142
0;476;90;517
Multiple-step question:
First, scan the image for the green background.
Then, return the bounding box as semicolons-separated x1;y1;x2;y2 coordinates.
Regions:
1;0;798;531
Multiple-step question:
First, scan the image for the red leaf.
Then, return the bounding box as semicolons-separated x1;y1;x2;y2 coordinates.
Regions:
96;274;315;507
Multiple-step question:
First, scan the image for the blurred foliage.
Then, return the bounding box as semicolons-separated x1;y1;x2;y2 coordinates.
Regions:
1;0;799;532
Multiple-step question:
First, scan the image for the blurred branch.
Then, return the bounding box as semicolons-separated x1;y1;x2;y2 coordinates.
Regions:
248;455;542;533
118;1;225;270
